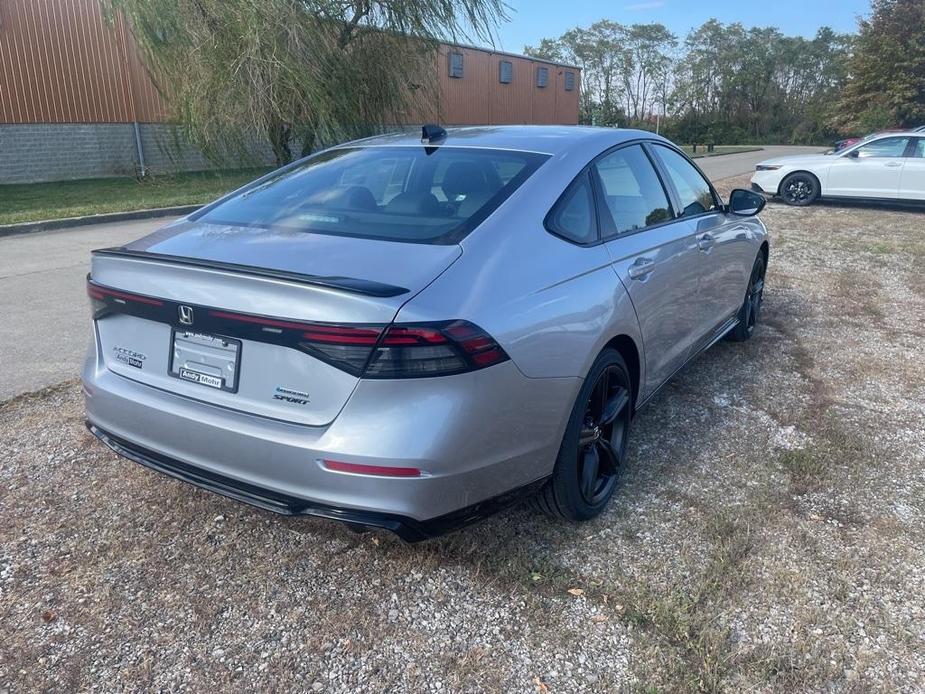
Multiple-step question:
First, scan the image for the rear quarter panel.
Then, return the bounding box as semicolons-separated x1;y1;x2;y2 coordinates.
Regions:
394;145;646;385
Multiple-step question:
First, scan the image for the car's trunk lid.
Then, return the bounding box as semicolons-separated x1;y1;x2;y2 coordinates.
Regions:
90;221;462;426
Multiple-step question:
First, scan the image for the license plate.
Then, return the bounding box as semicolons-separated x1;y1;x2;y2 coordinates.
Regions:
169;330;241;393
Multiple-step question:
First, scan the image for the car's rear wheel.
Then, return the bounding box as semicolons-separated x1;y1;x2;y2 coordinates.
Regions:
728;254;765;342
535;349;632;521
779;172;819;206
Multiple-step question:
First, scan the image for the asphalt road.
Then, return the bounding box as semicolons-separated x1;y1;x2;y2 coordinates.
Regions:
0;145;823;401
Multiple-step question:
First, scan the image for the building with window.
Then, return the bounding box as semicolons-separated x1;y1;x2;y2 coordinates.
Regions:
0;0;580;183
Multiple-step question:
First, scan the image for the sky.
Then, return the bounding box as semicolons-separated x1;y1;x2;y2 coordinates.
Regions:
491;0;872;54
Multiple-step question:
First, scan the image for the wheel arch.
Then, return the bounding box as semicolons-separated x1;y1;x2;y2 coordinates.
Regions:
603;334;641;412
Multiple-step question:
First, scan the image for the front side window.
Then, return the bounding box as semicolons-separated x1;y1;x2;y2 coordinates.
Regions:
546;172;596;244
652;144;719;218
197;146;549;244
594;145;672;235
854;137;910;158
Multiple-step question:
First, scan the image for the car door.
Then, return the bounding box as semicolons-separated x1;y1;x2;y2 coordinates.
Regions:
593;143;702;396
648;143;750;350
826;137;910;198
898;137;925;201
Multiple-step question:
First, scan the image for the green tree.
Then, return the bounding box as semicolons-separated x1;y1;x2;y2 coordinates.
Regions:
104;0;506;166
618;23;676;125
834;0;925;131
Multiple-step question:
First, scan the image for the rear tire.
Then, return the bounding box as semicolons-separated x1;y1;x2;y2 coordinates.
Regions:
728;255;765;342
779;172;819;206
535;349;632;521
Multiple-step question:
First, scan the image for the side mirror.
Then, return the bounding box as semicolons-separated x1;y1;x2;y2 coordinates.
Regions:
846;149;860;159
727;188;766;217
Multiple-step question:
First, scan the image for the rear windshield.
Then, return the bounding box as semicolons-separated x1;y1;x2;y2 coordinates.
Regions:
196;146;550;244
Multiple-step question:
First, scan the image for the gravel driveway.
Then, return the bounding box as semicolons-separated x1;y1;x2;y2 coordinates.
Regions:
2;177;924;692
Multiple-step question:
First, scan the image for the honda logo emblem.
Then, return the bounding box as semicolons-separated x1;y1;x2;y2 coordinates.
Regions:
178;305;194;325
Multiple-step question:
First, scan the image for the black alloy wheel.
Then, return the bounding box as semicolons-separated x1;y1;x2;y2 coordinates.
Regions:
535;349;632;520
576;365;631;505
780;172;819;206
728;255;765;342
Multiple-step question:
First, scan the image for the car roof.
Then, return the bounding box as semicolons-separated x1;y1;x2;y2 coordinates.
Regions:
337;125;671;156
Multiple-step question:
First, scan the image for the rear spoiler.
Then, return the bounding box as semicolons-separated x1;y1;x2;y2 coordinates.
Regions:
91;247;410;298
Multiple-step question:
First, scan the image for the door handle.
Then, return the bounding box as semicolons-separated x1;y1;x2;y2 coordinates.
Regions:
885;161;903;168
697;232;715;251
628;257;655;280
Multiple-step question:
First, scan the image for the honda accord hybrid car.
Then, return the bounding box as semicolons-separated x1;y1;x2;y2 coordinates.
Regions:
752;131;925;205
83;125;769;541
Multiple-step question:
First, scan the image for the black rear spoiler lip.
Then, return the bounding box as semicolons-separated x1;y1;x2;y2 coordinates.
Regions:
91;247;410;298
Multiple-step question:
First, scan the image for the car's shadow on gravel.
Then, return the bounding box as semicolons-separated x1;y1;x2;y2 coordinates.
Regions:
327;300;790;576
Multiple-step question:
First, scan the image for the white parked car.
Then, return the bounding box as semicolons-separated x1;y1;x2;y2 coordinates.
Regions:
751;132;925;206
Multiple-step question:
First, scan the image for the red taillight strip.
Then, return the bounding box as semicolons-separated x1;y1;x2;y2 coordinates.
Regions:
321;459;422;478
87;281;164;306
302;324;383;345
380;326;449;346
208;309;314;331
209;309;384;344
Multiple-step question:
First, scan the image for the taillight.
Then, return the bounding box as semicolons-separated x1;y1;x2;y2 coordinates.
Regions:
298;319;508;378
363;321;508;378
87;277;163;319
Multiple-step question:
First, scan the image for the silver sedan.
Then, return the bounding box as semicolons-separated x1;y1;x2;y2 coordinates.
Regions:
83;125;769;540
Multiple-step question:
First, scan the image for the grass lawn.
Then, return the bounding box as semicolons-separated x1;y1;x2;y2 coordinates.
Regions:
0;168;271;226
683;144;763;158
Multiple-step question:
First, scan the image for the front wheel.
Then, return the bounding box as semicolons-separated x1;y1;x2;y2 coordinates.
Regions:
779;172;819;206
728;255;765;342
535;349;632;521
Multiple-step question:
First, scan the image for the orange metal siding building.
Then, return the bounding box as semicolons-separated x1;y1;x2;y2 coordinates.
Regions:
436;44;580;126
0;0;579;182
0;0;579;127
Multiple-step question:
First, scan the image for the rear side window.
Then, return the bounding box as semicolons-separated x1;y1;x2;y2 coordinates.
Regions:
196;146;549;244
913;139;925;158
546;172;597;244
652;145;719;218
593;145;672;235
855;137;910;158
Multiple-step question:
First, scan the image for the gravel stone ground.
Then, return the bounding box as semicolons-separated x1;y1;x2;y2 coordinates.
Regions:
1;176;924;692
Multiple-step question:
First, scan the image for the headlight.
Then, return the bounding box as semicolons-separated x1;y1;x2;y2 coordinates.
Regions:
755;165;782;171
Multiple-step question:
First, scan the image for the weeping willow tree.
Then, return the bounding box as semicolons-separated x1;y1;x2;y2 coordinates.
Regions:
103;0;506;165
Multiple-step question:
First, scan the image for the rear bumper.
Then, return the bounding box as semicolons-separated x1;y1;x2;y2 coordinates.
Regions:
87;422;546;541
82;337;578;531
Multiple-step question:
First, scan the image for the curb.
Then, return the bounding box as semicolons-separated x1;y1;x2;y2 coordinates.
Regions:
689;147;764;159
0;204;202;238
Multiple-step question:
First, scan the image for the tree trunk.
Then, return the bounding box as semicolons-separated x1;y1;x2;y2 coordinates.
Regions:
268;117;292;167
300;129;316;159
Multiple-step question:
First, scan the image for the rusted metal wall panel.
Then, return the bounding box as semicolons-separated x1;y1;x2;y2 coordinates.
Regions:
0;1;578;126
530;63;558;124
438;45;492;125
489;54;534;124
556;66;580;125
0;0;166;123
